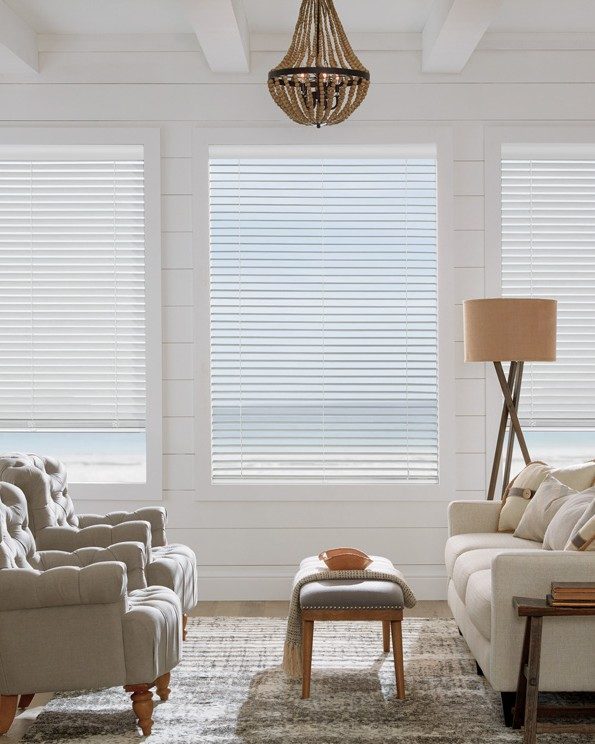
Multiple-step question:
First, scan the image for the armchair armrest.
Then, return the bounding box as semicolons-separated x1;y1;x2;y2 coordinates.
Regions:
78;507;167;547
448;500;503;537
0;563;127;611
490;550;595;690
34;541;148;592
35;521;152;557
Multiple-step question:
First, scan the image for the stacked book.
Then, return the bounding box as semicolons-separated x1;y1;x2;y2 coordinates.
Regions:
547;582;595;608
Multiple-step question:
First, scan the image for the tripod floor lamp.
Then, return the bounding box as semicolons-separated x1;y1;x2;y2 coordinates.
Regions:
463;298;557;501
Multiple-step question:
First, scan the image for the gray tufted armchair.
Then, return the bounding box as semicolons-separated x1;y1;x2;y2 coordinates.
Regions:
0;454;198;637
0;481;182;736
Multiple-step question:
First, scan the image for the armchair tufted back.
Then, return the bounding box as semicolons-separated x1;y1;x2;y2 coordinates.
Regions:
0;454;78;538
0;482;37;570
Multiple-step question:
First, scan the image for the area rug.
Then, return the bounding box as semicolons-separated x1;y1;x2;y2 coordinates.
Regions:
23;617;590;743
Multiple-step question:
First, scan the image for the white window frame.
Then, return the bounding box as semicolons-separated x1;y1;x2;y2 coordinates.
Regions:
485;125;595;492
0;127;162;501
194;126;455;502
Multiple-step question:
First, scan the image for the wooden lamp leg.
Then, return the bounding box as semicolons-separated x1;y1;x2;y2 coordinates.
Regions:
124;684;154;736
154;672;171;701
487;361;531;501
502;361;525;494
494;362;530;464
382;620;390;652
0;695;18;735
487;362;516;500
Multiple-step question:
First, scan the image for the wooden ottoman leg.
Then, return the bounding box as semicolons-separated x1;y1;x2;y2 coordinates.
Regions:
391;620;406;699
383;620;390;652
301;619;314;699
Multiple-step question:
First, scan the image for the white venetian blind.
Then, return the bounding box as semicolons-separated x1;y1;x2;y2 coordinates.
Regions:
502;156;595;429
209;157;438;483
0;155;146;431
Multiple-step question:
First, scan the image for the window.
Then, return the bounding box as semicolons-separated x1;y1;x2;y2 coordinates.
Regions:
502;153;595;469
0;146;149;484
209;156;438;483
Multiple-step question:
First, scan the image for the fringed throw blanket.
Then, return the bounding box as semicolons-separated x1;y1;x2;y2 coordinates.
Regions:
282;555;416;678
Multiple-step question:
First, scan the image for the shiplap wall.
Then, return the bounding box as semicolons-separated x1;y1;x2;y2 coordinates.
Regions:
1;33;590;599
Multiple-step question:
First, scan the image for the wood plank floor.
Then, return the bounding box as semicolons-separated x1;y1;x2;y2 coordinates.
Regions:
9;601;451;740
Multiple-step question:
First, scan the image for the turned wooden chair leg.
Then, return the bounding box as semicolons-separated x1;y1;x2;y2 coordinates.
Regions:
182;614;188;641
18;693;35;710
154;672;171;701
0;695;18;735
382;620;390;652
124;684;154;736
301;619;314;699
391;620;406;700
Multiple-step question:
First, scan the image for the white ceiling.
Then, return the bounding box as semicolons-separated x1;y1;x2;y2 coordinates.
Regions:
243;0;434;35
490;0;595;33
5;0;595;36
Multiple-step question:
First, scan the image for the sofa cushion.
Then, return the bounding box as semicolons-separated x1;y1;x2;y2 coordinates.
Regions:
465;569;492;640
445;532;540;578
453;548;505;600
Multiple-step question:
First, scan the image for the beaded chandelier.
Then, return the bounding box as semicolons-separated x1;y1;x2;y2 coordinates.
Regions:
268;0;370;128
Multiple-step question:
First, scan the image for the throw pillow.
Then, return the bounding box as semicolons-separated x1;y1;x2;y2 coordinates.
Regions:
543;488;595;550
514;475;576;542
498;462;552;533
551;460;595;491
498;459;595;533
565;498;595;551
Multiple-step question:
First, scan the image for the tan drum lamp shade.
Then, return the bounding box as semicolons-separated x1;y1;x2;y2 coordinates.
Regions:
463;298;557;500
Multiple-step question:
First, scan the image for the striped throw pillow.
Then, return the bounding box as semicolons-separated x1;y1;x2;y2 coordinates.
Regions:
565;498;595;551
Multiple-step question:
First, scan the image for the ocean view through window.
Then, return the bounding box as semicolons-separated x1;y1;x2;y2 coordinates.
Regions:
209;156;438;483
0;150;147;484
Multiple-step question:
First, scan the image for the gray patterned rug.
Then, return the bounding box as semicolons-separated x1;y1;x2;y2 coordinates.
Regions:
23;617;590;743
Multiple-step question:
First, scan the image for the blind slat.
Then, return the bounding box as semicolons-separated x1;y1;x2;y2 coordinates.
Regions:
0;159;146;430
502;157;595;431
209;158;438;483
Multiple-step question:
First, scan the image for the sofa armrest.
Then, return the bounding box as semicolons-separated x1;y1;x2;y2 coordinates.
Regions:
35;542;148;592
0;563;127;611
490;550;595;690
36;522;152;556
448;500;503;537
78;507;167;548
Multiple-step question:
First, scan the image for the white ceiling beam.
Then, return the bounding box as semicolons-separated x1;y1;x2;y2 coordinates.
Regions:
183;0;249;73
0;0;38;72
422;0;502;73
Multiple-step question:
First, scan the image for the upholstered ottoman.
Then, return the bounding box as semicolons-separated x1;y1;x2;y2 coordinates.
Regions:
296;555;406;699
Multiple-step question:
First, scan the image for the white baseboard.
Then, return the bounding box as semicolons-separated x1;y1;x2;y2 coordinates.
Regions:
198;564;447;601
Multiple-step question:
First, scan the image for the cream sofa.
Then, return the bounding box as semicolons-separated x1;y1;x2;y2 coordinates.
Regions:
446;500;595;724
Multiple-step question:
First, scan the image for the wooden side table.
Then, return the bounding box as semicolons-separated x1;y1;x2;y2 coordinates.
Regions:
512;597;595;744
